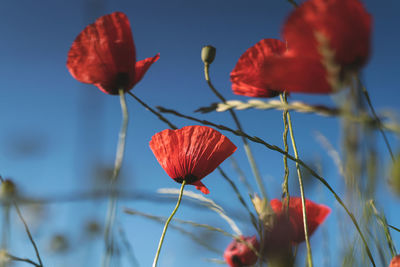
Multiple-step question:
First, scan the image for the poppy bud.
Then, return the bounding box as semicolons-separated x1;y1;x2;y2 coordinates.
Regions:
224;235;259;267
0;179;16;198
201;45;216;65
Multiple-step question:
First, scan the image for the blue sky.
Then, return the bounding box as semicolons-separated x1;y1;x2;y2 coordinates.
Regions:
0;0;400;266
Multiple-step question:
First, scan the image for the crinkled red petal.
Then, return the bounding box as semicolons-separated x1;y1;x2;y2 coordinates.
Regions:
149;126;237;194
67;12;136;95
230;39;286;97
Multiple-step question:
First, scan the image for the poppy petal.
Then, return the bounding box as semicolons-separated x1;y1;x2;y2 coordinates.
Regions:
283;0;371;70
192;180;210;194
390;255;400;267
149;126;237;193
259;56;335;94
67;12;136;95
270;197;331;244
230;39;286;97
134;53;160;85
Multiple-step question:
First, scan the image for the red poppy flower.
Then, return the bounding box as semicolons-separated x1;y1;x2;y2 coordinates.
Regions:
224;235;260;267
230;39;286;98
283;0;371;70
149;126;237;194
390;255;400;267
269;197;331;244
231;0;371;95
67;11;159;95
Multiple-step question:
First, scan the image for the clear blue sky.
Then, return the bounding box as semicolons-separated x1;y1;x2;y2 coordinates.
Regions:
0;0;399;266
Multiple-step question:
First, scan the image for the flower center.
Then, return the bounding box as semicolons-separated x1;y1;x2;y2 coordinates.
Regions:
173;174;198;184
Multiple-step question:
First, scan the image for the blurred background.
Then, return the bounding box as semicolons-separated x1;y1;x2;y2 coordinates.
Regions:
0;0;400;266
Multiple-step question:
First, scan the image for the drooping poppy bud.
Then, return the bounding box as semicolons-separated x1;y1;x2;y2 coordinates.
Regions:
224;235;260;267
390;255;400;267
201;45;216;65
67;12;159;95
149;126;237;194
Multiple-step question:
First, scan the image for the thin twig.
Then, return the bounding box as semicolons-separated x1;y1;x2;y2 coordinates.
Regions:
389;224;400;233
157;106;376;266
357;77;395;161
369;200;397;257
6;252;40;267
127;91;177;129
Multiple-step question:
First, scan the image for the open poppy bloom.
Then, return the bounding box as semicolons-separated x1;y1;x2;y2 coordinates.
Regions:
390;255;400;267
231;0;371;95
268;197;331;244
230;39;286;98
224;235;260;267
149;126;236;194
67;12;159;95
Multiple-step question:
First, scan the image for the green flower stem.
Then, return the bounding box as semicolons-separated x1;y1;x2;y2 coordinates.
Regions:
357;77;394;161
5;252;41;267
204;63;268;201
389;224;400;233
157;106;376;266
280;94;290;212
152;180;186;267
101;89;129;267
282;96;313;267
369;200;397;257
0;177;43;267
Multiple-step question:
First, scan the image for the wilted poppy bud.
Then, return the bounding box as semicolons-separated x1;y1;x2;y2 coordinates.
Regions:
0;179;16;198
390;255;400;267
201;45;216;65
224;235;259;267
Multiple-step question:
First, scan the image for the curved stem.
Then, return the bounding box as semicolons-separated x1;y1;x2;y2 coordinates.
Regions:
0;177;43;267
357;77;394;161
101;89;129;267
204;63;267;201
283;97;313;267
280;94;290;212
152;180;186;267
